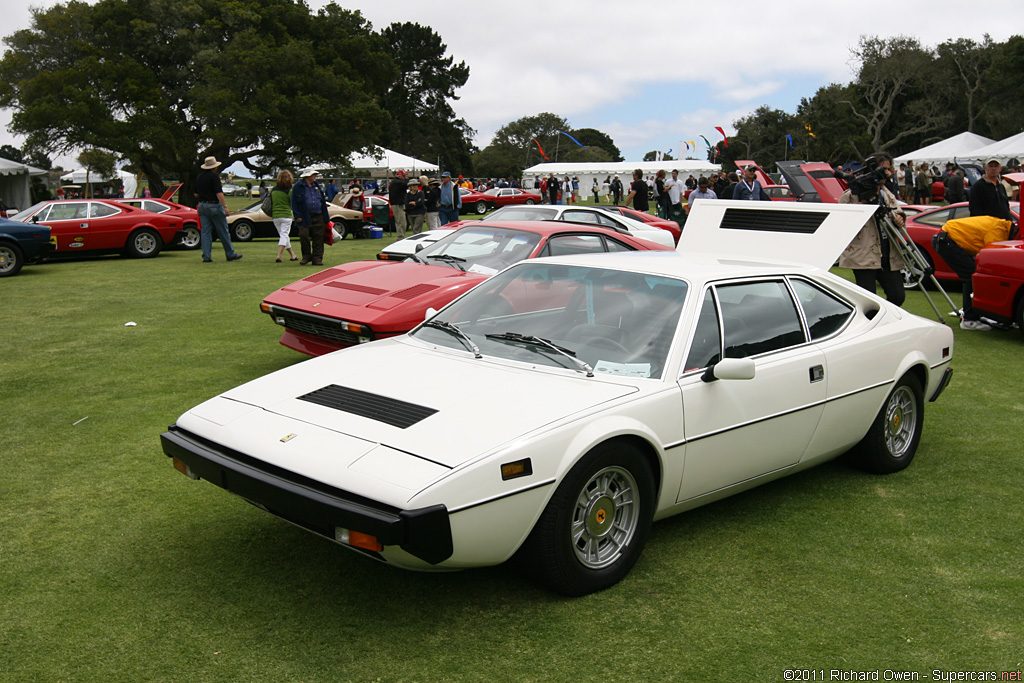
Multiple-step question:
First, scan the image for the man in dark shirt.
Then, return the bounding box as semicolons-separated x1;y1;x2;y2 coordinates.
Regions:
732;165;770;201
291;168;330;265
969;158;1011;220
388;169;409;237
624;169;650;212
195;156;241;262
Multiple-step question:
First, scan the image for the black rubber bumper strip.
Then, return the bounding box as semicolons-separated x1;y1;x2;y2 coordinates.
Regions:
160;426;453;564
929;367;953;403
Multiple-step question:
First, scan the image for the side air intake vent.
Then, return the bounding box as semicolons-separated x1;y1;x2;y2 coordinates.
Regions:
297;385;437;428
720;208;828;235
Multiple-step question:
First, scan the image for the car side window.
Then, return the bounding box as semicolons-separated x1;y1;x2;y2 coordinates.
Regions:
950;206;970;220
603;237;632;252
716;281;805;358
49;203;88;220
684;289;722;371
561;210;601;226
916;209;950;227
594;213;626;231
144;201;169;213
789;279;854;340
89;203;119;218
546;234;606;256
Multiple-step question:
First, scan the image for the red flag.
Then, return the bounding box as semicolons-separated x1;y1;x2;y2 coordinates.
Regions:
715;126;729;147
532;138;550;161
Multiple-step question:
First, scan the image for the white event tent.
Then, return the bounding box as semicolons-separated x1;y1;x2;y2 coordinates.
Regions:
0;156;47;211
60;168;138;198
894;131;995;165
522;160;720;195
314;146;438;178
962;131;1024;163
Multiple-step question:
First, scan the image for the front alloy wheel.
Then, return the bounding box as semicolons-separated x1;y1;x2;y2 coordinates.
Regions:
516;441;654;596
850;373;924;473
475;200;488;215
232;220;254;241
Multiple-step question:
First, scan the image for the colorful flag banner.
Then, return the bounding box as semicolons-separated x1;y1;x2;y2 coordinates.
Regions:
532;138;550;161
699;135;712;150
785;133;794;148
557;130;584;147
715;126;729;147
804;122;816;139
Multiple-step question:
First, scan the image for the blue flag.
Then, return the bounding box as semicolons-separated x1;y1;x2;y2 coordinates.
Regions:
785;133;794;148
557;130;584;147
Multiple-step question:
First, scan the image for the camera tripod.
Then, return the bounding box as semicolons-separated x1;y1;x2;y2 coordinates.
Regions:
876;207;960;323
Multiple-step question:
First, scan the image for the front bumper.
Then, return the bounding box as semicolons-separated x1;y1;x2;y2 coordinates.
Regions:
160;426;453;564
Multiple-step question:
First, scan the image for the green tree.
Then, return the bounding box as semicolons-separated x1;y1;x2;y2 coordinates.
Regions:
797;84;871;163
982;35;1024;139
76;147;117;198
570;128;623;161
0;144;24;163
935;36;995;133
378;22;475;174
723;106;797;167
0;0;394;204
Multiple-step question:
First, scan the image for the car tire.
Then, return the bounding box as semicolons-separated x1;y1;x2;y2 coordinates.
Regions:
125;228;163;258
850;373;924;474
232;220;254;242
525;199;535;205
178;224;201;250
0;241;25;277
475;201;488;215
516;441;655;596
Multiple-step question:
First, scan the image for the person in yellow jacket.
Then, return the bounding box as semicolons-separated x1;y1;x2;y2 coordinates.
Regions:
933;215;1017;331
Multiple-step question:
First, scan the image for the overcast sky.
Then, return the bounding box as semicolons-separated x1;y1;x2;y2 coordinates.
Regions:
1;0;1021;167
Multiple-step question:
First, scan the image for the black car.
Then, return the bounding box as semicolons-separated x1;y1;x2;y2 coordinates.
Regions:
0;217;55;276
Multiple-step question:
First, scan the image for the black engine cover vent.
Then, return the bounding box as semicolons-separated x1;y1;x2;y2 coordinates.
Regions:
297;385;438;429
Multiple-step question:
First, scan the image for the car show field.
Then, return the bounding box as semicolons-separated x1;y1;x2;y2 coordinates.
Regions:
2;235;1021;679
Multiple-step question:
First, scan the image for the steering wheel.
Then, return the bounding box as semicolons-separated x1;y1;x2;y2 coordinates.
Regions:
582;335;629;355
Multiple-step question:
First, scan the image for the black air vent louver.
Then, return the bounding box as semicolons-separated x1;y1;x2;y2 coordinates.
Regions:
720;208;828;235
297;385;437;429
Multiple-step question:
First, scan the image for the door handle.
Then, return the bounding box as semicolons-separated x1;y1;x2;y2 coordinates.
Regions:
809;365;824;383
79;223;89;228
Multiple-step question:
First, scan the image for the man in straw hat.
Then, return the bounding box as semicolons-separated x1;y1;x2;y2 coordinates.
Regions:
405;176;426;235
195;156;242;262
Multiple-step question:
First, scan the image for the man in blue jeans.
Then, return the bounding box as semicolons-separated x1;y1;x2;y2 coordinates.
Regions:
437;171;462;225
195;156;242;262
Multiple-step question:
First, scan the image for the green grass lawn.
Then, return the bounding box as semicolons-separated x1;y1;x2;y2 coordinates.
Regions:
2;237;1022;681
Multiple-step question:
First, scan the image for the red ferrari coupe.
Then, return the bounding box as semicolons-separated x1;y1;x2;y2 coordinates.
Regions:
598;205;682;244
972;173;1024;331
115;197;200;249
903;201;1020;282
261;221;672;356
10;199;184;257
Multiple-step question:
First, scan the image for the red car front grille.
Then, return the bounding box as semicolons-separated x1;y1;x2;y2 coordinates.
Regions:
276;309;370;346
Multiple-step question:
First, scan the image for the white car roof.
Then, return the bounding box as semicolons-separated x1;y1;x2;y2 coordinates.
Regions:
526;250;824;286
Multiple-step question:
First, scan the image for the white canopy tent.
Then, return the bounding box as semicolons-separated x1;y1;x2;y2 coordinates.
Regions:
314;146;438;179
0;156;47;212
961;131;1024;163
894;131;995;165
60;168;138;198
522;160;720;197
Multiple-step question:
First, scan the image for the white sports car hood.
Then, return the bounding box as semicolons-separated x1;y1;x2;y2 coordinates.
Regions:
209;339;639;468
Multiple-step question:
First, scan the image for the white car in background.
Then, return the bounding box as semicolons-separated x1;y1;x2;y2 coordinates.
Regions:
483;204;676;248
161;201;954;596
376;228;456;261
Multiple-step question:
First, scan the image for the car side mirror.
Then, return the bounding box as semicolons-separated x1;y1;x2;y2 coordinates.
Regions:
701;358;756;383
415;243;426;253
31;215;39;223
424;307;438;321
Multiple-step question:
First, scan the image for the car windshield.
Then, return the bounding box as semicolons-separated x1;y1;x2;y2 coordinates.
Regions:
489;206;558;221
9;201;49;222
484;188;501;196
411;263;688;379
416;226;541;275
242;201;262;212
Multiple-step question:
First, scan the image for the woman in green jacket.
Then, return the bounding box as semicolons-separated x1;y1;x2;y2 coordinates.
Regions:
272;170;298;262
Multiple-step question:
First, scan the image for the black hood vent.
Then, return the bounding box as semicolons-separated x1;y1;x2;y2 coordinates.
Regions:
297;385;437;429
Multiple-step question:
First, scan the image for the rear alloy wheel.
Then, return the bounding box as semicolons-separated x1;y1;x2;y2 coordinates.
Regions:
525;199;535;205
475;201;488;215
0;242;25;277
126;228;163;258
178;224;200;250
517;441;654;596
850;373;923;474
232;220;254;242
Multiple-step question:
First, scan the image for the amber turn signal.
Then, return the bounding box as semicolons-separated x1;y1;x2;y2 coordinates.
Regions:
500;458;533;481
259;302;271;314
335;528;383;552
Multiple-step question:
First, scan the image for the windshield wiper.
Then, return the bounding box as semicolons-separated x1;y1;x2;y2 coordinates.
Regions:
426;253;467;271
485;332;593;377
423;319;481;358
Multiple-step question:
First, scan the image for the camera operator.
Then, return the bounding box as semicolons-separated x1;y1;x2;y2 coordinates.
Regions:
838;154;906;307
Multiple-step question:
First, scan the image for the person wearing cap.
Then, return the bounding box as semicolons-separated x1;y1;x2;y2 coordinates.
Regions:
405;177;426;234
732;165;770;201
969;159;1012;221
388;169;409;237
438;171;462;225
291;168;330;265
423;176;441;229
195;156;242;262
